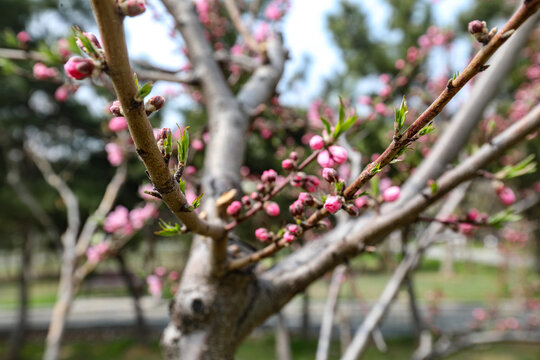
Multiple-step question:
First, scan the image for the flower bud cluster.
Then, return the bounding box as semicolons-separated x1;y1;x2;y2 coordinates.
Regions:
145;95;166;116
282;151;298;171
291;172;320;193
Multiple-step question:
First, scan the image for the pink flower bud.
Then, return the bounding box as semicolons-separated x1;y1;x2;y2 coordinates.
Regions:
241;195;251;207
283;231;295;243
146;274;162;297
118;0;146;17
298;192;314;206
57;38;71;58
286;224;300;234
33;63;58;80
264;201;280;216
250;191;262;201
108;116;128;132
472;308;487;321
155;266;167;277
281;159;295;170
322;167;339;183
458;223;475;235
255;228;270;242
289;200;304;217
105;142;124;166
226;201;242;217
261;169;277;183
466;208;479;222
168;270;179;281
109;100;124;116
16;31;30;43
382;186;401;202
496;186;515;206
192;139;204;151
309;135;324;150
64;56;95;80
324;196;342;214
264;3;282;21
468;20;486;35
355;196;369;208
145;95;166;115
289;152;299;161
317;150;334;168
329;145;348;164
54;85;69;102
344;204;360;216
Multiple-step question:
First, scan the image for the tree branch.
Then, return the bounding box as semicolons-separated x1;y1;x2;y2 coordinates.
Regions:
262;103;540;314
399;9;540;203
89;0;225;240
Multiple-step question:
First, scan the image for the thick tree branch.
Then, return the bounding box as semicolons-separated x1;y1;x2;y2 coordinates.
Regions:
224;0;264;55
89;0;225;240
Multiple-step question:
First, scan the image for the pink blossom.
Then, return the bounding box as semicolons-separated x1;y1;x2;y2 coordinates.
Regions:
108;116;128;132
358;96;371;105
395;59;405;70
227;201;242;217
255;228;270;242
264;201;280;216
374;103;386;115
33;63;58;80
317;151;335;168
458;223;475;235
265;3;282;21
379;73;390;84
104;205;132;235
282;159;294;170
324;196;342;214
129;203;159;230
54;86;69;102
64;57;94;80
472;308;487;321
155;266;167;277
192;139;204;151
261;169;277;183
57;38;70;58
322;167;338;183
286;224;299;234
185;165;197;176
382;186;401;202
254;22;270;43
329;145;348;164
309;135;324;150
283;231;295;242
168;270;179;281
379;178;393;192
379;85;392;98
355;196;369;208
105;142;123;166
138;183;160;202
146;274;162;298
86;242;110;264
497;186;515;206
17;31;30;43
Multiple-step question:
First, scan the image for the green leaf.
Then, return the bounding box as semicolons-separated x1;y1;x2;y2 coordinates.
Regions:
136;82;153;101
133;73;140;89
452;71;460;81
0;59;15;75
191;193;204;209
370;163;383;175
177;126;190;165
178;179;186;194
3;30;18;48
335;181;344;194
430;181;438;194
497;155;536;179
394;96;408;133
338;97;346;124
164;130;172;156
155;219;184;237
341;114;358;134
370;177;379;197
488;209;522;229
320;116;332;136
418;121;435;136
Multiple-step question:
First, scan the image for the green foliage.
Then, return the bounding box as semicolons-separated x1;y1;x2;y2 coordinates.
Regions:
496;155;536;180
134;73;153;101
332;98;358;139
177;126;190;165
155;219;184;237
394;96;408;133
488;209;522;229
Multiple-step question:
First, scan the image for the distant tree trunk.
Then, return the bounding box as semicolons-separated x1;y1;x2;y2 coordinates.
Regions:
301;291;310;339
274;312;291;360
5;230;33;360
116;254;148;341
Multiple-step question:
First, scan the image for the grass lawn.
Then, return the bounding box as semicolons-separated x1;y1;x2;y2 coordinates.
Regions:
2;336;540;360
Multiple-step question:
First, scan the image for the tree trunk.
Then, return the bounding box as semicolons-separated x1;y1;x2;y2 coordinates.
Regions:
116;254;148;341
43;252;76;360
6;230;33;360
275;312;291;360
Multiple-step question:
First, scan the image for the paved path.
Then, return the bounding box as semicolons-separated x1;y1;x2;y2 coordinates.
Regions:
0;296;528;338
